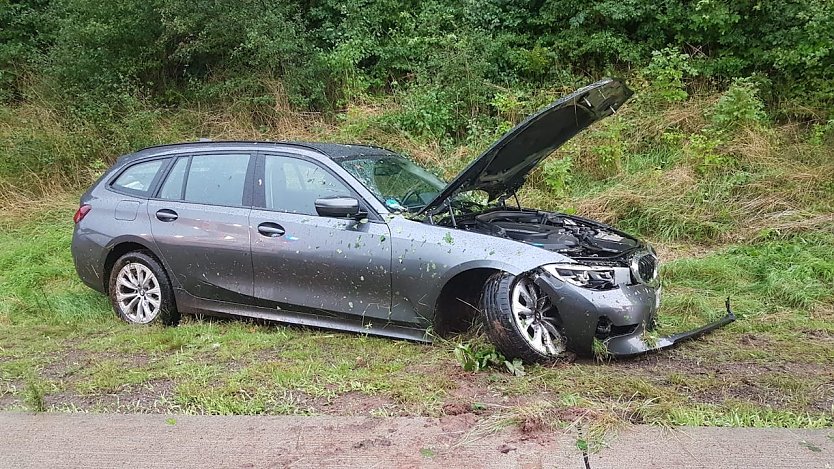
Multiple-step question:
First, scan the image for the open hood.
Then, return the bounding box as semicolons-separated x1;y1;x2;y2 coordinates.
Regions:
420;78;633;216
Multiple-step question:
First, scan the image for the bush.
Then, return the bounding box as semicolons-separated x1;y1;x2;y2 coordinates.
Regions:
710;77;767;132
643;47;698;103
542;156;574;195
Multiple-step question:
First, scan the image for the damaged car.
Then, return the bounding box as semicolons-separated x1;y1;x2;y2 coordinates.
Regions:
71;78;734;362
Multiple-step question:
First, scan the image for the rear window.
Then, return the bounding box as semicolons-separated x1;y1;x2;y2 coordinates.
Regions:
158;157;188;200
111;159;166;195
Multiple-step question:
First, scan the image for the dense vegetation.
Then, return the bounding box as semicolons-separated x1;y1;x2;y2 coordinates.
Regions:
4;0;834;110
1;0;833;430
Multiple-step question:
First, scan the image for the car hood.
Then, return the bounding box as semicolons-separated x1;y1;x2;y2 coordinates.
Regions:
419;78;633;215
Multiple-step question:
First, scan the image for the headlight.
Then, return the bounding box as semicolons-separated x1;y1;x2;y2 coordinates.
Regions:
630;251;659;286
541;263;616;290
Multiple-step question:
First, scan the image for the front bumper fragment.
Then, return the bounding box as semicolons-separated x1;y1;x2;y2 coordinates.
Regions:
605;298;736;357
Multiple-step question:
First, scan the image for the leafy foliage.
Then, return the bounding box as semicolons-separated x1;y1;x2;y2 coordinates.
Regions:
454;342;525;376
643;47;697;103
2;0;832;124
710;77;767;132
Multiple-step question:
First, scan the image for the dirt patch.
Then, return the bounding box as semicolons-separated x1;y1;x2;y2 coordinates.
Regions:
0;393;22;410
441;401;471;416
520;416;548;434
314;391;395;416
738;333;773;347
613;353;834;412
439;412;478;433
44;379;176;413
616;352;830;379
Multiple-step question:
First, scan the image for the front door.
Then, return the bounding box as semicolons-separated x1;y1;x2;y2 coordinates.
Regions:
249;153;392;322
148;152;254;302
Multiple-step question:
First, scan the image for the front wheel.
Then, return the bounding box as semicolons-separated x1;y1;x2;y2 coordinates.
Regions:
480;272;566;364
108;251;179;326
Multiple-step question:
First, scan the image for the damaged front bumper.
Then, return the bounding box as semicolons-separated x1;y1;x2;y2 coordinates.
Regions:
604;298;736;357
534;270;736;358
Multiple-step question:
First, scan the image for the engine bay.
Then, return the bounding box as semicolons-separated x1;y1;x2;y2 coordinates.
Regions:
452;209;641;263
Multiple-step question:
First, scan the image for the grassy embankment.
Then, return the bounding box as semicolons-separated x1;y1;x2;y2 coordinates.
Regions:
1;83;833;437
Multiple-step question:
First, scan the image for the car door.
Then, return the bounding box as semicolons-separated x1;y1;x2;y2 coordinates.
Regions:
249;152;393;322
148;152;255;303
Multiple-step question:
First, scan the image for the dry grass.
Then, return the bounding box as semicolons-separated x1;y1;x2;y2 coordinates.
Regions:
658;95;718;135
572;165;697;224
721;126;780;163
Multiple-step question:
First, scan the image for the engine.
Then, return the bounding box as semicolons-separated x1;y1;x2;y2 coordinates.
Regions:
455;209;641;262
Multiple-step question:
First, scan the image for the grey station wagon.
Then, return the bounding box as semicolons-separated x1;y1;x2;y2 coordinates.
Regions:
72;78;733;362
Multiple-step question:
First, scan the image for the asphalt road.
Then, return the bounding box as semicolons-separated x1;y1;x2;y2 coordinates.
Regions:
1;412;831;468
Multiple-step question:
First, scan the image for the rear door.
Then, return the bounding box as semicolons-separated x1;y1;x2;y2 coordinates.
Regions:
148;151;255;303
249;152;392;321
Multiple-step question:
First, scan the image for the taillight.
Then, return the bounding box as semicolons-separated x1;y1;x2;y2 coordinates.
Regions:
73;204;91;224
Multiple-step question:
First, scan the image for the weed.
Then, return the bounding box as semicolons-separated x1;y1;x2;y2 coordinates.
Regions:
590;119;627;176
453;342;503;373
592;338;610;362
23;378;46;412
809;119;834;146
504;359;526;377
686;131;726;173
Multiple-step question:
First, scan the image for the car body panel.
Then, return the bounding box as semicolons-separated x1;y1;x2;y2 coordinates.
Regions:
386;216;569;326
604;299;736;357
147;199;253;302
72;188;159;293
174;289;429;341
249;207;393;321
534;269;660;353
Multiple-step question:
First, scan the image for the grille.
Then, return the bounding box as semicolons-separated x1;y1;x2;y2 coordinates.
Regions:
638;255;657;282
631;251;658;284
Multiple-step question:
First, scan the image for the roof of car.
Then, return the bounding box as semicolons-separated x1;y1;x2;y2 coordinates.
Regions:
122;140;397;162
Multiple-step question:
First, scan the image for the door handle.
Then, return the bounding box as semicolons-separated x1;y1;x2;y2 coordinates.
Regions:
156;209;178;222
258;222;285;237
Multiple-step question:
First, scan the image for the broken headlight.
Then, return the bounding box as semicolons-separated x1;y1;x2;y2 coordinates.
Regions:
629;250;659;286
541;263;617;290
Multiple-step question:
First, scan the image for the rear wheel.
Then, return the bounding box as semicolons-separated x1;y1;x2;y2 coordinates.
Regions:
108;251;179;326
480;272;566;364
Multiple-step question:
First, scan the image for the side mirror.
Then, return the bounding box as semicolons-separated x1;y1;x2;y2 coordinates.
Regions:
314;196;366;219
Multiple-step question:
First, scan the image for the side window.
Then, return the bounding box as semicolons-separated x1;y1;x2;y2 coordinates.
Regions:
111;159;165;195
183;154;250;206
158;157;188;200
264;155;352;215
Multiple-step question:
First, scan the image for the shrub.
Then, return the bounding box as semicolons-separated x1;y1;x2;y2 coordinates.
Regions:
710;77;767;132
542;156;574;195
643;47;697;103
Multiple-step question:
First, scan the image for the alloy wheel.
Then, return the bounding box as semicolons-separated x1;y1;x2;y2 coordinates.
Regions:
115;262;162;324
510;276;565;356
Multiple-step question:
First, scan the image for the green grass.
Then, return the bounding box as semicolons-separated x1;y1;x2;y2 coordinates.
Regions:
0;194;832;429
1;86;833;433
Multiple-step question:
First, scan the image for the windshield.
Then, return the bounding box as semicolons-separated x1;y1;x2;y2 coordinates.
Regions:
337;154;446;212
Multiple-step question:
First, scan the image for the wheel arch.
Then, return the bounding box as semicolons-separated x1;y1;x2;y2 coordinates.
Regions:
101;237;165;293
432;267;501;337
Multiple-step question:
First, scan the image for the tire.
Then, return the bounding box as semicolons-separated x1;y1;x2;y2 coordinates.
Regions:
480;272;565;364
108;251;180;326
